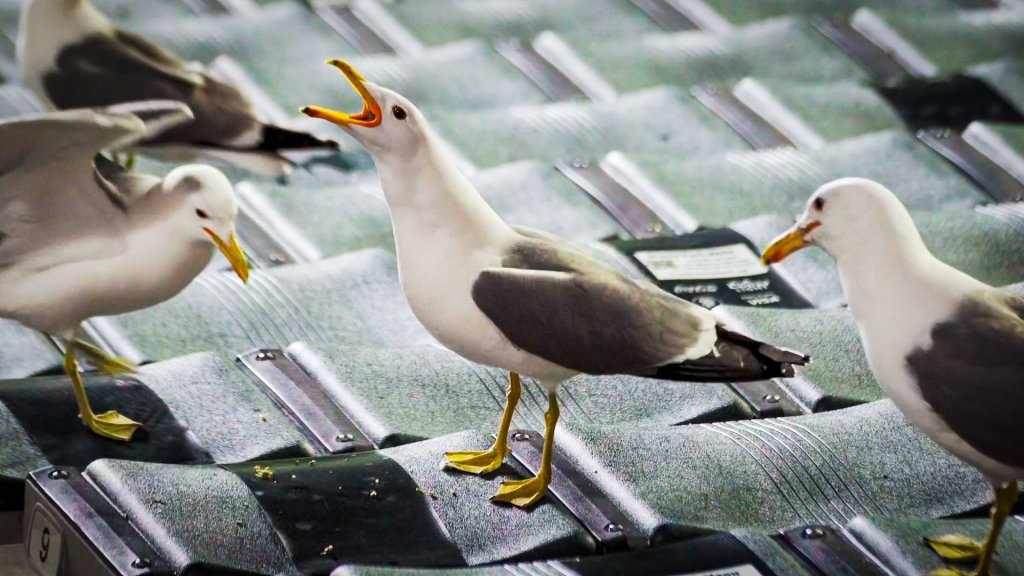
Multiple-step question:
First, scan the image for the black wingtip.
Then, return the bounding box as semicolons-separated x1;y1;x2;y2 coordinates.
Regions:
259;124;339;152
651;326;810;383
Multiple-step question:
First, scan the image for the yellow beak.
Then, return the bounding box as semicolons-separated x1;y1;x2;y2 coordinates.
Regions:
761;221;821;265
204;228;250;283
301;59;382;128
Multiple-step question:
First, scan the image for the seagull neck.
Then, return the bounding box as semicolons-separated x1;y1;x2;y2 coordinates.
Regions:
833;231;959;331
120;193;214;303
375;132;511;249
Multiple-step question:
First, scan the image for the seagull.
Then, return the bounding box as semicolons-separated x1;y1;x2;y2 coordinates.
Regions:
17;0;338;177
303;59;808;508
0;101;250;442
762;178;1023;576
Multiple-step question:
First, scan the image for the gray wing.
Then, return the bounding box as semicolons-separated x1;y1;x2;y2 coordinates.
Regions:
44;32;259;146
907;293;1024;469
472;235;715;375
0;104;188;272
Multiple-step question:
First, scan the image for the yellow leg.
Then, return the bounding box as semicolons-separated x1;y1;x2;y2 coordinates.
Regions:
446;373;521;475
491;391;559;509
927;480;1019;576
74;339;135;374
63;343;143;442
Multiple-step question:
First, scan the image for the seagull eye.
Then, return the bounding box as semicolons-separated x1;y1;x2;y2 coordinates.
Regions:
392;105;408;120
196;208;210;219
813;197;826;211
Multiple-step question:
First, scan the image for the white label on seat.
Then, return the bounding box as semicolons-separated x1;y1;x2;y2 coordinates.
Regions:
28;507;63;576
633;244;768;281
681;565;764;576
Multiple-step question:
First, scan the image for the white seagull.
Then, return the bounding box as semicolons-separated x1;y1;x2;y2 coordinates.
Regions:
17;0;338;176
0;102;250;442
303;60;808;508
763;178;1024;576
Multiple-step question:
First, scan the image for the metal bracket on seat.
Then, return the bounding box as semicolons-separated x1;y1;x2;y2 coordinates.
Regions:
183;0;258;15
630;0;700;31
691;84;795;150
234;183;323;268
312;1;397;55
496;39;589;102
504;428;644;552
919;128;1024;204
26;467;169;576
558;158;695;239
730;380;805;418
782;525;888;576
811;16;913;85
237;349;374;455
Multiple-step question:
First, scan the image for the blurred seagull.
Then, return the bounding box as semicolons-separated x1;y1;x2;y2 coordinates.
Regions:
303;60;808;508
0;102;250;442
763;178;1024;576
18;0;338;176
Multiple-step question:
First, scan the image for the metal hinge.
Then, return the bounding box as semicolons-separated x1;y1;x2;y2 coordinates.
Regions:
496;38;590;102
630;0;700;31
812;16;913;85
312;2;395;54
730;380;805;418
557;155;698;239
504;429;645;552
29;467;169;576
691;84;796;150
183;0;258;15
782;525;889;576
237;349;374;454
234;183;323;267
919;127;1024;204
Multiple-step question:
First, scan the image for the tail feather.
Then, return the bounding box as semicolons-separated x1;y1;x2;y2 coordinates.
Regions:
651;325;809;383
258;124;339;152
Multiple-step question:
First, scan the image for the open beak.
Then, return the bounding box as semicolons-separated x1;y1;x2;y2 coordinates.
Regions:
761;221;821;265
301;59;382;128
204;227;250;283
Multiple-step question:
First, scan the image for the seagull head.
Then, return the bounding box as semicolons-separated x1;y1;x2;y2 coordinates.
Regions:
301;59;425;159
761;177;923;265
162;165;249;283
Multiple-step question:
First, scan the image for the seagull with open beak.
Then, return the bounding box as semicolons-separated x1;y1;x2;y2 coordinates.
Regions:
763;178;1024;576
303;60;808;509
0;102;250;442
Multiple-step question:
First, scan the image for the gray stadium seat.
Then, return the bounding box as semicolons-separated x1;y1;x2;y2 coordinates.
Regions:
630;130;987;228
694;0;967;26
557;17;867;92
431;87;750;168
139;7;550;113
867;8;1024;78
0;320;60;380
20;400;997;574
381;0;674;46
279;340;749;449
95;250;434;363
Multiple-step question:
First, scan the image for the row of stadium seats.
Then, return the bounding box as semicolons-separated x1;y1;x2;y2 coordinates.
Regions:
1;0;1023;574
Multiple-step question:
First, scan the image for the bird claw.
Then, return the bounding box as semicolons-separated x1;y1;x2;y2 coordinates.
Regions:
84;410;144;442
924;534;984;563
491;475;548;509
444;449;506;475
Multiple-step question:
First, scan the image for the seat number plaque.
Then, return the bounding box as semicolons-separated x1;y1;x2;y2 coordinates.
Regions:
28;507;63;576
